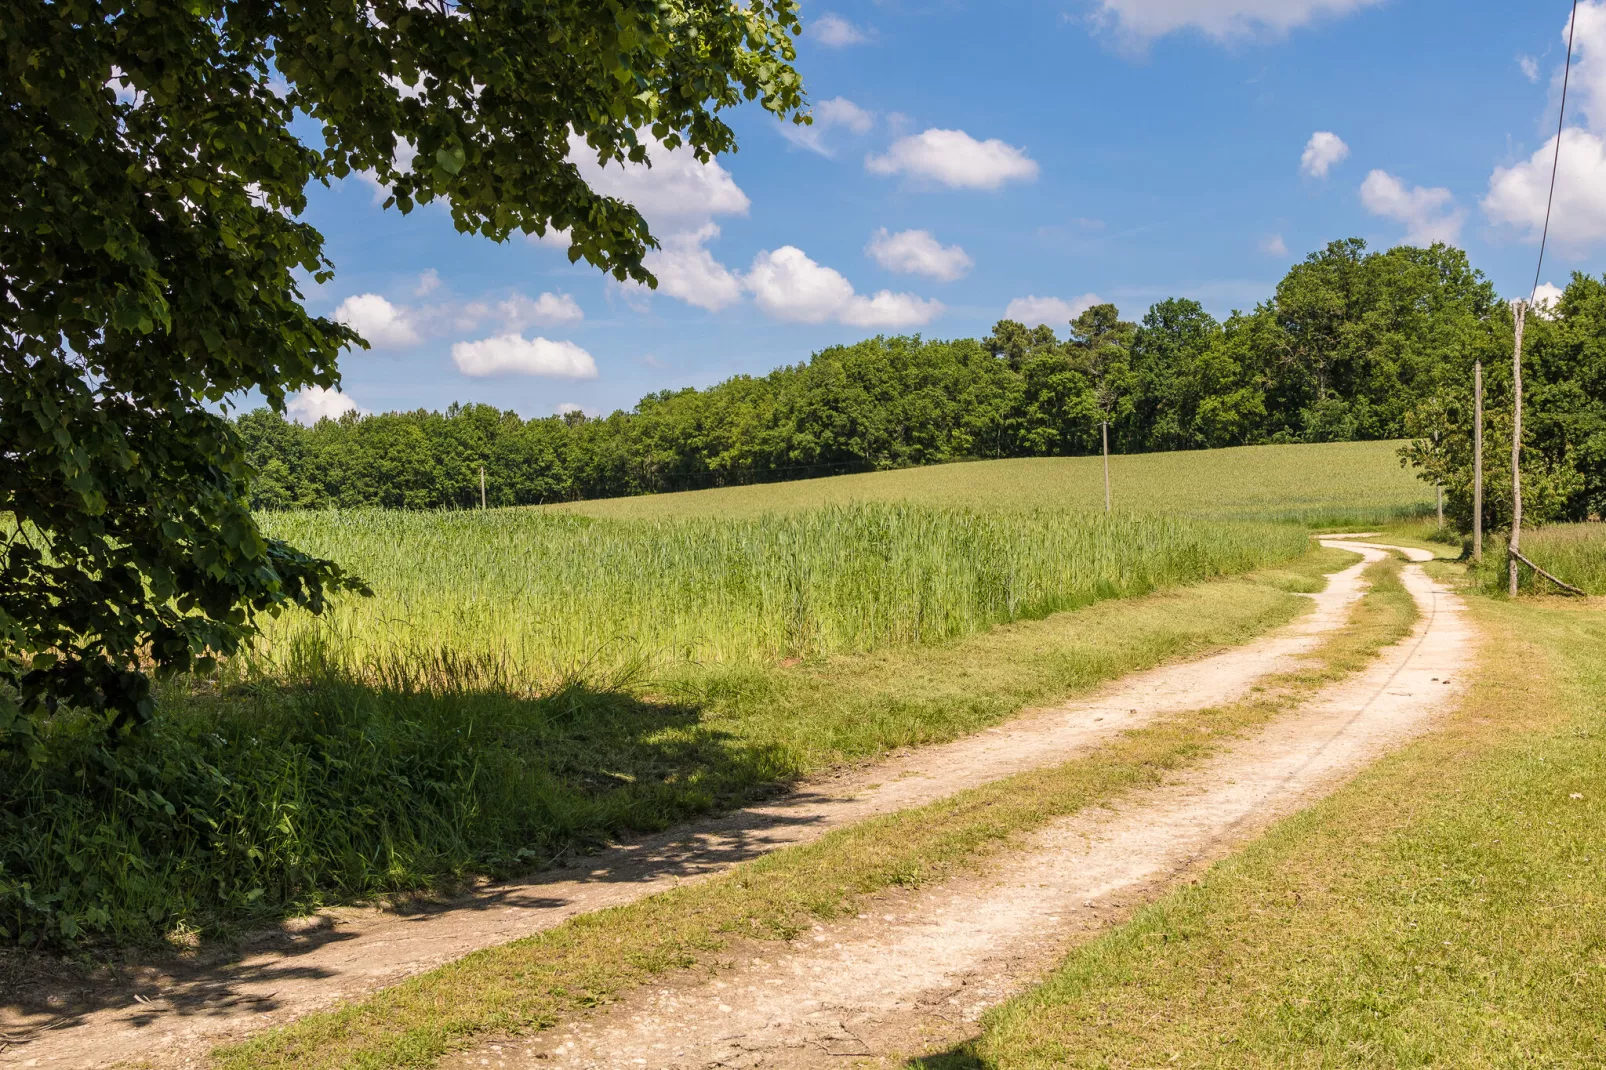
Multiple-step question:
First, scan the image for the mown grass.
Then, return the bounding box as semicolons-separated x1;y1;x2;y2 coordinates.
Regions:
549;442;1431;526
211;554;1416;1070
923;570;1606;1069
1469;521;1606;595
255;504;1310;688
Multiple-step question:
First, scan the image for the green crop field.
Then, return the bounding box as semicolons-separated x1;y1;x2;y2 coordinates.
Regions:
3;443;1419;946
252;505;1307;689
548;441;1432;525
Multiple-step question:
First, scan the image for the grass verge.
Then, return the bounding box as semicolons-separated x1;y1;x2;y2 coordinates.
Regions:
211;555;1416;1070
927;571;1606;1068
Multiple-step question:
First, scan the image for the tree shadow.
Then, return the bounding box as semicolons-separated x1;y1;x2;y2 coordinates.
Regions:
1;671;831;1045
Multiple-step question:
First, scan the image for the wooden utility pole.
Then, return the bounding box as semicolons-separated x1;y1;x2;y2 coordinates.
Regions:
1509;300;1526;597
1473;361;1484;562
480;465;487;510
1101;420;1111;513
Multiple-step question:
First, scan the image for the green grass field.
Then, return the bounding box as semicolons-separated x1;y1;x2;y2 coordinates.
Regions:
548;441;1432;525
3;443;1424;947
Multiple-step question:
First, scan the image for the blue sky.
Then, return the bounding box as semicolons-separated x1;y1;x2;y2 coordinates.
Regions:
284;0;1606;423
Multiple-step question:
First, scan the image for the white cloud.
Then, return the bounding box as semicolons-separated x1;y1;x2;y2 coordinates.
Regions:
414;269;442;297
499;292;584;329
781;97;875;157
1571;2;1606;133
865;228;973;281
866;128;1039;190
1003;294;1103;328
106;67;142;105
643;224;744;312
1359;170;1465;246
334;293;420;348
555;402;585;416
527;225;572;250
1300;131;1349;178
1519;54;1540;83
286;386;358;425
810;12;869;46
1259;234;1289;256
1088;0;1385;43
744;246;943;328
1479;5;1606;251
569;132;749;231
1533;281;1565;316
1483;128;1606;248
451;334;599;379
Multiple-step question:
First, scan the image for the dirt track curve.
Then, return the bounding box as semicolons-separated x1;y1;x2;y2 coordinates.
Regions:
441;540;1473;1069
0;540;1460;1069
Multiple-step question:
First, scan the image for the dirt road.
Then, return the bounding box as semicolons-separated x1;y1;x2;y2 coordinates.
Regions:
0;542;1421;1069
436;541;1470;1069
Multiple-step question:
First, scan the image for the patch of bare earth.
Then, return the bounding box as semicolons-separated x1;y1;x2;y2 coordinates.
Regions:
2;549;1380;1069
435;544;1471;1070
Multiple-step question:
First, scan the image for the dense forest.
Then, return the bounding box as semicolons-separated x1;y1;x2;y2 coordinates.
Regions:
238;238;1606;523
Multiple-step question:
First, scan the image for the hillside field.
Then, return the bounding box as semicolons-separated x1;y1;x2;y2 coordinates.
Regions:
548;440;1432;524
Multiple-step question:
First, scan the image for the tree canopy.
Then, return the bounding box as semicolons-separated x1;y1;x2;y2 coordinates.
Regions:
230;239;1562;513
1;0;805;750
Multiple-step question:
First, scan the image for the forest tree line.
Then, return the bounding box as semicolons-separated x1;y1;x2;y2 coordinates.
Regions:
237;238;1606;526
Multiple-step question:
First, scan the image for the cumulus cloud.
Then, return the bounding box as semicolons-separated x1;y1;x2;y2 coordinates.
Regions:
334;293;420;348
744;246;943;328
1533;281;1565;316
451;334;599;378
1300;131;1349;178
1572;1;1606;133
1087;0;1385;43
499;292;584;329
527;226;572;250
810;12;869;46
1003;294;1103;328
781;97;875;157
414;269;442;297
1484;128;1606;247
286;386;358;425
1360;170;1465;246
865;228;973;282
1481;4;1606;250
567;131;751;310
867;128;1039;190
1518;54;1540;83
1259;234;1289;256
643;224;745;312
569;131;749;231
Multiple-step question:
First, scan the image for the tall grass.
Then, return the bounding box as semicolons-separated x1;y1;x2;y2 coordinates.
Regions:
3;502;1313;948
1470;522;1606;595
256;504;1310;690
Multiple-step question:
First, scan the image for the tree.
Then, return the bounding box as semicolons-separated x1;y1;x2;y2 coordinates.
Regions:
1400;276;1605;534
2;0;805;750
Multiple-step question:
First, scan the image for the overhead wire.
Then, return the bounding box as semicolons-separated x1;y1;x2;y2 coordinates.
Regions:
1531;0;1581;304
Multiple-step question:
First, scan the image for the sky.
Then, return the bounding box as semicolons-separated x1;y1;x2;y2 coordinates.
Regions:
283;0;1606;424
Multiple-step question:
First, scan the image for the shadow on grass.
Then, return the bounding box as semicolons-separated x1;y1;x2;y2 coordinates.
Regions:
1;670;824;1045
904;1044;987;1069
2;666;799;943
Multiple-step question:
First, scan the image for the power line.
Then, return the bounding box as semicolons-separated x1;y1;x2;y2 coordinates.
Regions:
1532;0;1581;304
